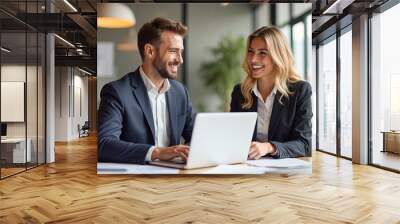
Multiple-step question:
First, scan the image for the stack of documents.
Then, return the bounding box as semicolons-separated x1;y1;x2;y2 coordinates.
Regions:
203;165;272;174
97;163;180;174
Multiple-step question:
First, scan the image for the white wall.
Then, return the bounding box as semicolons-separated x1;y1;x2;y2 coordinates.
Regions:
1;64;46;163
55;67;89;141
1;65;32;138
73;74;89;138
55;66;69;141
1;65;26;141
1;65;26;82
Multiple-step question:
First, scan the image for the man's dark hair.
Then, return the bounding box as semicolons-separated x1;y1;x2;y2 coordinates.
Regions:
137;17;187;60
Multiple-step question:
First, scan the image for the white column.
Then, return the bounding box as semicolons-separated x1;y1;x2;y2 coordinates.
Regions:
352;14;369;164
46;32;55;163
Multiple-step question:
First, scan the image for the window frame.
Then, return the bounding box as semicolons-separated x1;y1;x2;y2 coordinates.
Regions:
314;21;353;160
277;4;312;80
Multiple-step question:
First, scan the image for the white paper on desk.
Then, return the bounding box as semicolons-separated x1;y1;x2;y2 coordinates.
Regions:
245;158;311;168
203;165;272;174
97;163;180;174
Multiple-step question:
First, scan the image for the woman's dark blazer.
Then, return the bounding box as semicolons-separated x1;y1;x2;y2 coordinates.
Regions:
230;80;312;158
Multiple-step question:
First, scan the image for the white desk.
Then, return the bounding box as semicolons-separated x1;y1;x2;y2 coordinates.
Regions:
97;158;312;175
1;138;31;163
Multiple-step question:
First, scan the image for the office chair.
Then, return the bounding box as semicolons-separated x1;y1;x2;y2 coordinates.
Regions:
78;121;90;138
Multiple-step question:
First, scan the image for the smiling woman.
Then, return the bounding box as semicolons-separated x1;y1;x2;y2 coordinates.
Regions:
230;26;312;160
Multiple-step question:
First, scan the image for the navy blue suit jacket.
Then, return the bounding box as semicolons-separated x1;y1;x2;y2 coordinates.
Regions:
97;68;195;164
230;80;312;158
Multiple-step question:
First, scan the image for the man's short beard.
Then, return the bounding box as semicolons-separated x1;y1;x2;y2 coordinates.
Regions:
155;63;172;79
153;51;175;79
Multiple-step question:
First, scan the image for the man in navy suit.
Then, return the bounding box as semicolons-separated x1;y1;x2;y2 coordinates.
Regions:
98;17;194;164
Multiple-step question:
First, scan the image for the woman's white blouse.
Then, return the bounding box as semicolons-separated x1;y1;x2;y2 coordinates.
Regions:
252;83;277;142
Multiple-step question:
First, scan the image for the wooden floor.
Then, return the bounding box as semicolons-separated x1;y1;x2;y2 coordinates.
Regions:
0;167;26;178
1;163;46;178
1;135;400;223
372;151;400;171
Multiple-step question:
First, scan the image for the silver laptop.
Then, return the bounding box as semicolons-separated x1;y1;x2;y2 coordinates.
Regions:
149;112;257;169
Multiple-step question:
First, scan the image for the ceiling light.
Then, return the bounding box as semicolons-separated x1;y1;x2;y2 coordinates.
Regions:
54;34;75;48
1;47;11;53
97;3;136;29
63;0;78;12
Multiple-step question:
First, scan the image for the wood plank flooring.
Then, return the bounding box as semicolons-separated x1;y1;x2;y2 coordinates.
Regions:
372;151;400;171
1;135;400;223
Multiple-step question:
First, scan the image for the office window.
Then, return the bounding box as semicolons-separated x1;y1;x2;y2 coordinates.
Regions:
318;37;337;154
281;25;291;48
276;4;290;26
293;21;305;78
276;4;311;79
371;3;400;171
340;29;352;158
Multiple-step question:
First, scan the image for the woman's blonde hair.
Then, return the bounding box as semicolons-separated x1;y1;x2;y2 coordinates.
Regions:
240;26;301;109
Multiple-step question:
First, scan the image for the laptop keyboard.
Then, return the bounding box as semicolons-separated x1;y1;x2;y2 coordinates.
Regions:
171;157;186;164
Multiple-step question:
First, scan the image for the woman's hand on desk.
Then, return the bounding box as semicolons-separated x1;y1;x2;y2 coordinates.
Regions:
248;142;277;160
151;145;190;162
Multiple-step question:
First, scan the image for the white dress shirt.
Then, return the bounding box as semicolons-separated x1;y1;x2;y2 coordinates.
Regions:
252;82;277;142
139;66;171;161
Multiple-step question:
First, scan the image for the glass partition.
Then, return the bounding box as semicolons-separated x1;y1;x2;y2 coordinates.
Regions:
1;29;28;178
0;1;46;179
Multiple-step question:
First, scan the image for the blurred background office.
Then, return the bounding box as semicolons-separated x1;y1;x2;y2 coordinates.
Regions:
97;3;312;112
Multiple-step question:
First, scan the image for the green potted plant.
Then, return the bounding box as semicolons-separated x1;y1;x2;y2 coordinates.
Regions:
200;35;246;111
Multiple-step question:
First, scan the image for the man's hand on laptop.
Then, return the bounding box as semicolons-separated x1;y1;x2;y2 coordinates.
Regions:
151;145;190;162
248;141;277;160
